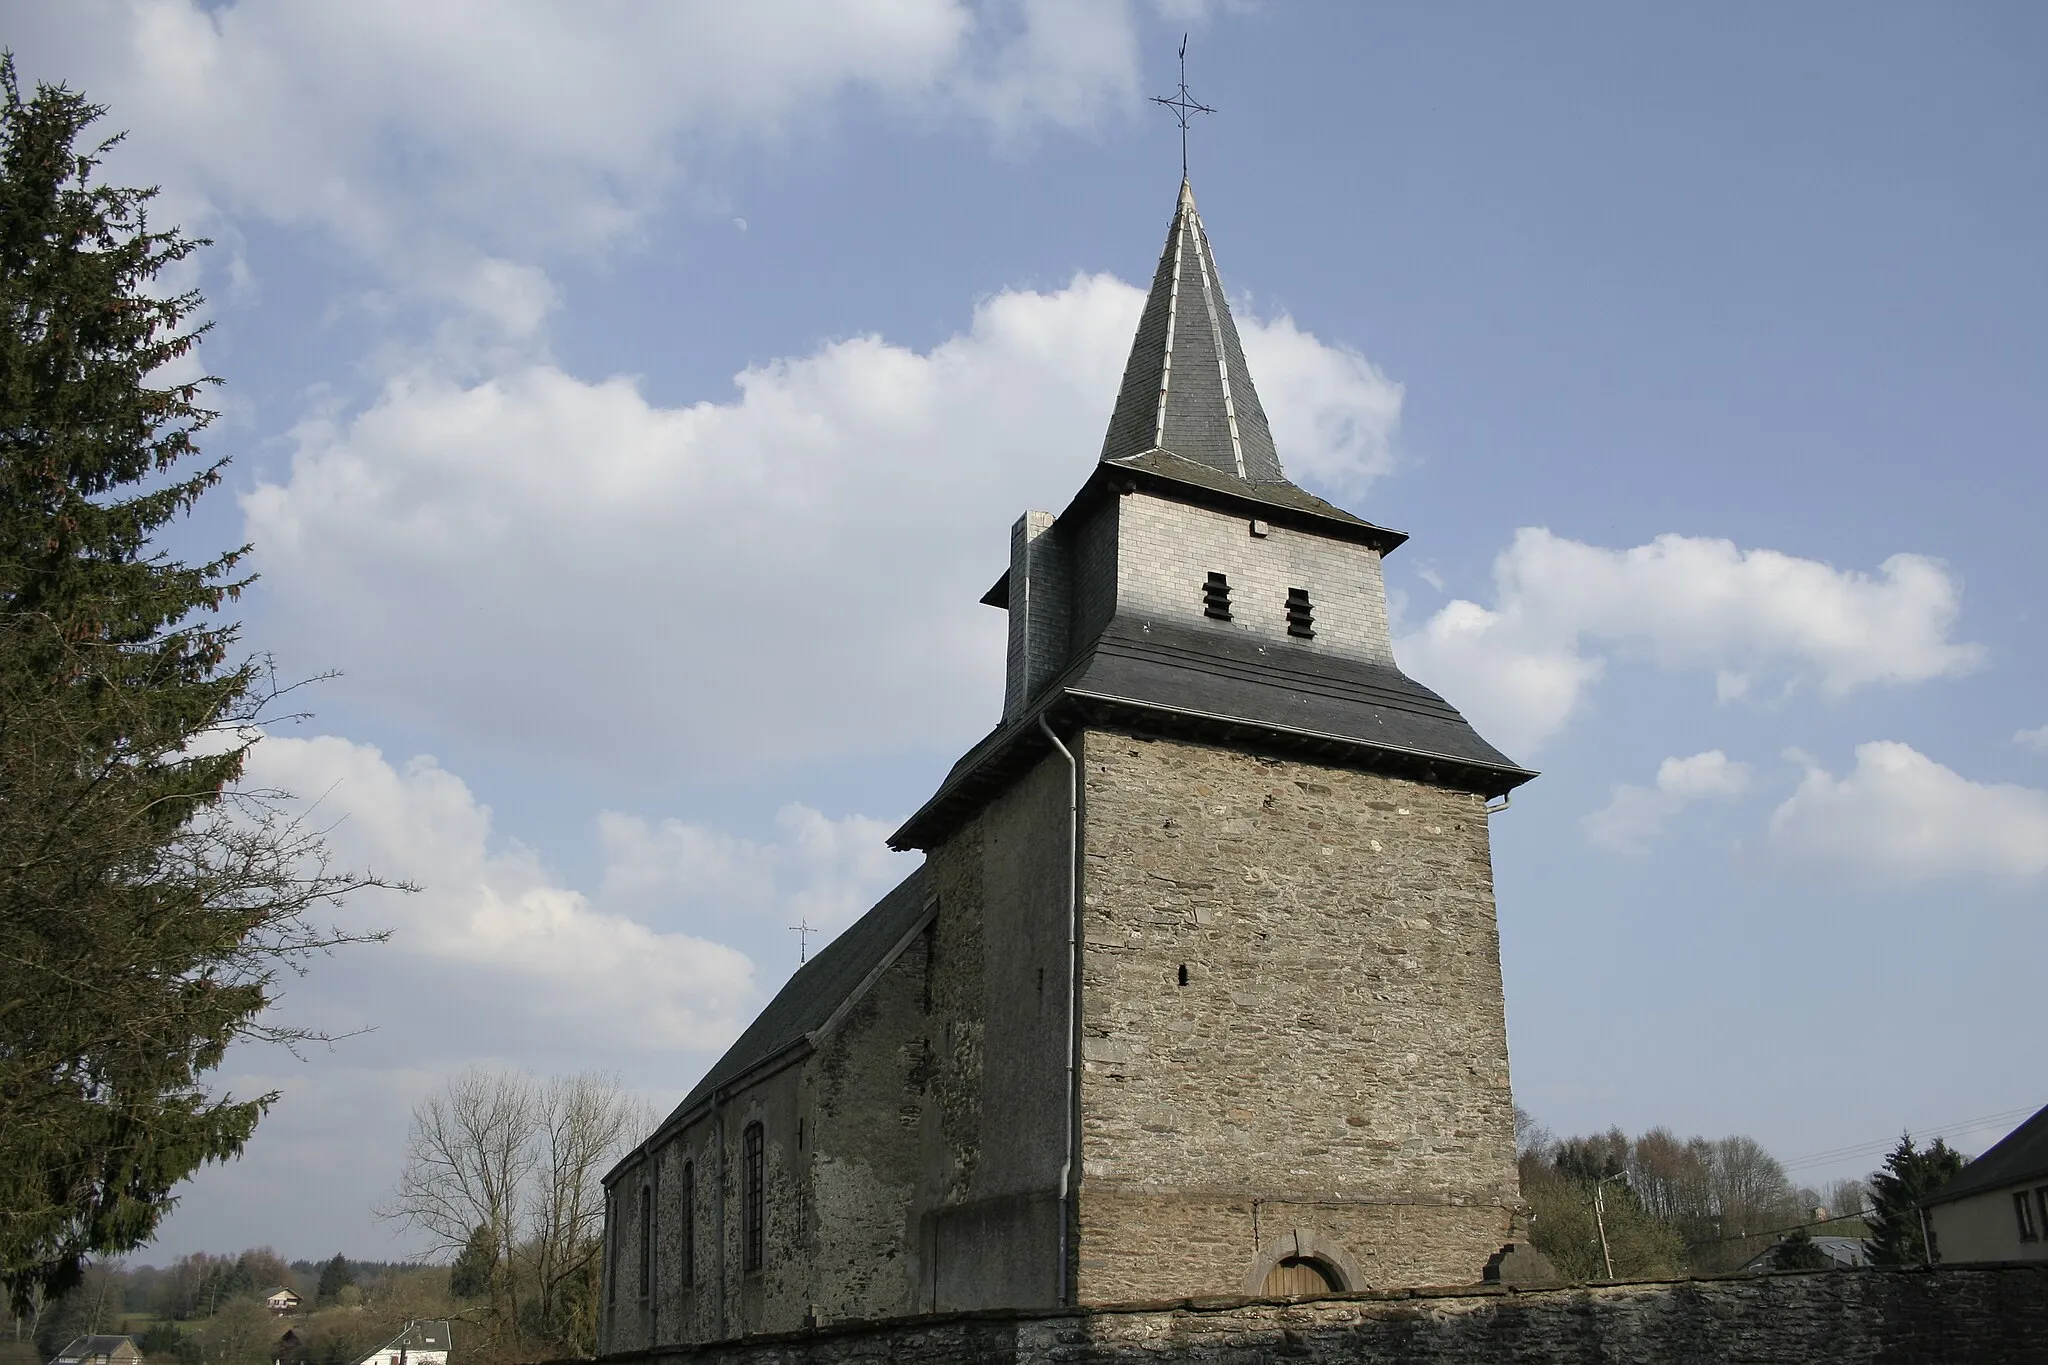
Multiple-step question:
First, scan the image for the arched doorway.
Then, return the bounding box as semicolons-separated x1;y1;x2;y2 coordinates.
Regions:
1261;1255;1341;1297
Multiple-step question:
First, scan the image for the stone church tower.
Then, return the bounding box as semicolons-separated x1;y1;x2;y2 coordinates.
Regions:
598;180;1537;1350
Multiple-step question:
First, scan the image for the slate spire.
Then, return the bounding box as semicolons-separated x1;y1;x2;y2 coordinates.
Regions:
1099;179;1286;484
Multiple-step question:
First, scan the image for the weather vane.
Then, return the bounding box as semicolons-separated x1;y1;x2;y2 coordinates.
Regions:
1151;35;1214;180
790;916;815;963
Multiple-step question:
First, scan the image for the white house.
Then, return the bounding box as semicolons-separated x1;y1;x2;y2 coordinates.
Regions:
1922;1101;2048;1265
263;1287;301;1314
351;1321;451;1365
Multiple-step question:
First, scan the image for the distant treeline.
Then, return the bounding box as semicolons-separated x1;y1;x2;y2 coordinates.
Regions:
11;1251;451;1365
1517;1111;1957;1279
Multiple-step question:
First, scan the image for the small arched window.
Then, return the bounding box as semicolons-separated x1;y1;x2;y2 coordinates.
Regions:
742;1122;766;1272
637;1184;652;1298
680;1161;695;1287
1263;1255;1340;1297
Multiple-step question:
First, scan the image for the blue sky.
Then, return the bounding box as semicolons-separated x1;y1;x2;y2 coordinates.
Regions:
12;1;2046;1260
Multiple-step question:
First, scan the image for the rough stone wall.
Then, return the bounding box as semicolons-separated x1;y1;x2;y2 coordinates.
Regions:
805;929;935;1323
916;750;1075;1312
1113;493;1394;664
1075;732;1518;1302
603;1161;648;1350
590;1265;2048;1365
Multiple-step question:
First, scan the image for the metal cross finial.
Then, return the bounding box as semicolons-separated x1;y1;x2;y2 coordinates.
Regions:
1151;35;1214;180
790;916;815;963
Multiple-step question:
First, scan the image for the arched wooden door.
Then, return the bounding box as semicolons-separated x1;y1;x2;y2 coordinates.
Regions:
1261;1255;1341;1297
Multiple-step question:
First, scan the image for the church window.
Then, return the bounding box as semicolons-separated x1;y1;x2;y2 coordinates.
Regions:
921;923;936;1015
607;1192;618;1304
680;1162;694;1286
2018;1191;2039;1242
1203;572;1232;620
742;1122;766;1272
637;1184;652;1298
1286;587;1314;638
1177;963;1189;987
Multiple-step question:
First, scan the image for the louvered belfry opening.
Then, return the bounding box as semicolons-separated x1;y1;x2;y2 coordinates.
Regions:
1202;571;1232;620
1285;587;1314;638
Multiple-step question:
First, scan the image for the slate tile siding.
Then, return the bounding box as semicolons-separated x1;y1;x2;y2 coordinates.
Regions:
1001;491;1400;723
1113;493;1394;665
1003;511;1070;721
1075;733;1518;1301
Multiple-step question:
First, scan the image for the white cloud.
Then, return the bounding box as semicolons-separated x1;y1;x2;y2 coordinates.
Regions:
10;0;1145;277
1397;529;1983;757
243;733;908;1056
2015;725;2048;754
598;805;908;937
243;274;1402;773
1767;741;2048;881
1583;750;1751;853
133;732;910;1261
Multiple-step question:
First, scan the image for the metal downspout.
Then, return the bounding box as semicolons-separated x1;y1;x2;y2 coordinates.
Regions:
1038;713;1080;1306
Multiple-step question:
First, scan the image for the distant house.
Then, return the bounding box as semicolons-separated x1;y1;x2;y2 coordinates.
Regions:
263;1287;302;1314
50;1337;144;1365
1922;1101;2048;1265
1739;1235;1870;1271
350;1321;451;1365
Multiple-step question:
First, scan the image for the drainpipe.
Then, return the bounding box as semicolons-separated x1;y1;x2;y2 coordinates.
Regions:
1038;714;1079;1306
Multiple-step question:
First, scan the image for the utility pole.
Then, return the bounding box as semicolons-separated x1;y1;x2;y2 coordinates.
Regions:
1593;1172;1630;1281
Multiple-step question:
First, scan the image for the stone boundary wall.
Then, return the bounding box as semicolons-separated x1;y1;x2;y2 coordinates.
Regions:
582;1264;2048;1364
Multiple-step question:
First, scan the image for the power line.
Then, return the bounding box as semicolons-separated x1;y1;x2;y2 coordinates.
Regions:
1779;1105;2036;1173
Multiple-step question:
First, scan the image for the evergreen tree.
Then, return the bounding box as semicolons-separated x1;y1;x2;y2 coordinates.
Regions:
313;1255;353;1306
1865;1133;1966;1266
0;58;388;1312
448;1226;498;1302
1769;1225;1831;1271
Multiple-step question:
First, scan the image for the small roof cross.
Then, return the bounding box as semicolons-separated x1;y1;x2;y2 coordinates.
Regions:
1152;35;1215;180
790;916;816;963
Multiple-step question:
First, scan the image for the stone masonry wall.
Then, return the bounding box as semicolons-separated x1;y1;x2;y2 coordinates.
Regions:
918;750;1074;1312
1076;732;1518;1302
588;1264;2048;1365
805;930;934;1325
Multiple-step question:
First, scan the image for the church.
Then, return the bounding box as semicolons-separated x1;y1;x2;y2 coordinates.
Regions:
597;176;1538;1349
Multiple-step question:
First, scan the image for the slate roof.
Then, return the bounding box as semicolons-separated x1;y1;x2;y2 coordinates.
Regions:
358;1321;451;1359
52;1338;140;1363
1100;180;1286;484
618;868;932;1170
1740;1236;1870;1271
1921;1101;2048;1207
891;616;1535;849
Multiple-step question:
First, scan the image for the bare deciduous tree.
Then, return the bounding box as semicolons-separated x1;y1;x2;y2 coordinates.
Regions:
387;1068;645;1357
533;1074;646;1357
387;1069;537;1327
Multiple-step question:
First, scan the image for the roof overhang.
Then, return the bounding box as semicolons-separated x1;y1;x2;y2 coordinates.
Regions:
890;688;1535;853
